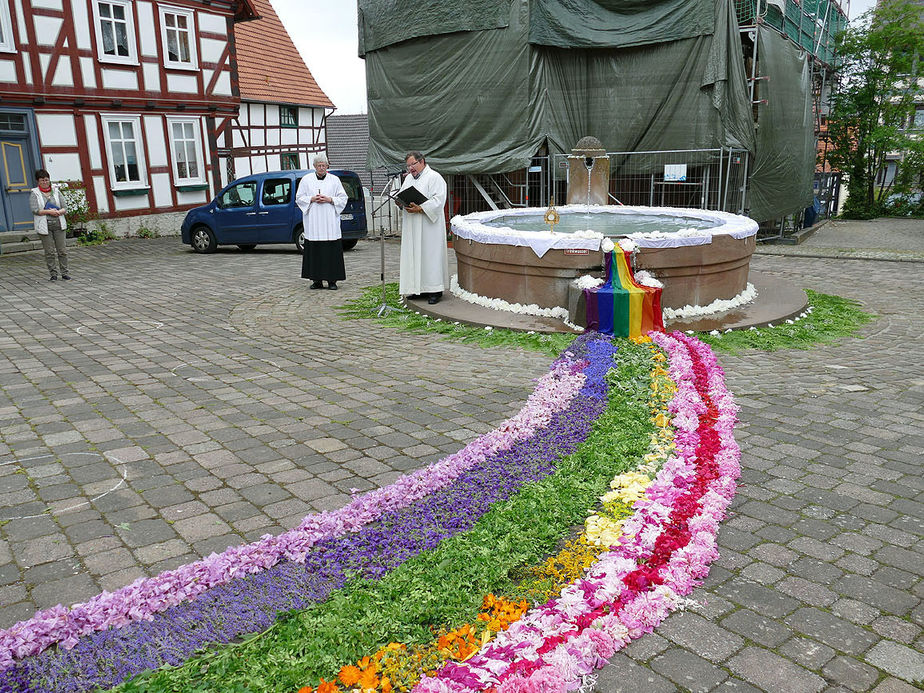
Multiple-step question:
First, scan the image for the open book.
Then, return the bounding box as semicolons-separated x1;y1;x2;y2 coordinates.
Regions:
395;185;428;207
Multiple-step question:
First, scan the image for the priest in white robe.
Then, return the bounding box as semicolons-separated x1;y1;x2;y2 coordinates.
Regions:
296;154;348;289
398;151;450;304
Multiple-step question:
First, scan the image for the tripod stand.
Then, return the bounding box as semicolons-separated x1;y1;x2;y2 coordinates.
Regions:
372;173;403;317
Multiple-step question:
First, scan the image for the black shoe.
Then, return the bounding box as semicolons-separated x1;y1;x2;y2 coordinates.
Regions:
427;292;443;305
62;274;71;280
327;282;338;290
406;294;422;300
310;281;323;289
49;276;57;281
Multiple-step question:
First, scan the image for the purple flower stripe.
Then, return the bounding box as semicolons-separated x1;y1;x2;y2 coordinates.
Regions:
1;340;618;692
0;338;605;670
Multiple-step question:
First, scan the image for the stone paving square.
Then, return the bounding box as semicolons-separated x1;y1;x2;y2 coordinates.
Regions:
0;219;922;691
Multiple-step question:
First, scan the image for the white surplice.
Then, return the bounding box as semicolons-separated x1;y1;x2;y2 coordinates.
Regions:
398;165;449;296
295;172;348;240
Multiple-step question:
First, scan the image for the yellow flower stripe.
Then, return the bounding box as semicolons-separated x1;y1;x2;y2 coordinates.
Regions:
585;339;676;548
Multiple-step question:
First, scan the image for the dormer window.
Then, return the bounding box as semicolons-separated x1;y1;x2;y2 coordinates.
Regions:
160;5;198;70
93;0;137;64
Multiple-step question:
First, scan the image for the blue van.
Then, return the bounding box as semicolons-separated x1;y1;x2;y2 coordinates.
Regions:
181;169;367;253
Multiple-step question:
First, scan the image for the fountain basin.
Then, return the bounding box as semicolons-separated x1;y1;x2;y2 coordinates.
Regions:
451;205;758;311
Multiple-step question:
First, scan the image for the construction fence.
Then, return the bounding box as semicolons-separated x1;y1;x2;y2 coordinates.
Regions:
364;148;758;235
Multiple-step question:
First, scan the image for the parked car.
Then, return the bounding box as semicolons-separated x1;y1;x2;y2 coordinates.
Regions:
181;169;367;253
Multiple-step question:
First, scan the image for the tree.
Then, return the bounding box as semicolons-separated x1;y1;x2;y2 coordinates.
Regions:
825;0;924;218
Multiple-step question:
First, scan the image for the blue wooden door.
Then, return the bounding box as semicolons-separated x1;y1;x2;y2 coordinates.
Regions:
0;111;36;233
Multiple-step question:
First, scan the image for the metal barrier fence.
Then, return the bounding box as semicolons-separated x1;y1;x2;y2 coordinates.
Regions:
367;148;750;233
441;149;749;220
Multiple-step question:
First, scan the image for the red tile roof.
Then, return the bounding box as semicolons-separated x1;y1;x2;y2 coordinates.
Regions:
234;0;334;108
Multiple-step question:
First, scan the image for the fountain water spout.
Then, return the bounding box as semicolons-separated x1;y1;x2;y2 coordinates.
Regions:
566;136;610;207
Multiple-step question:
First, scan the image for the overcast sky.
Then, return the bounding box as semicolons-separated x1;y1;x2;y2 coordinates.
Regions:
271;0;881;116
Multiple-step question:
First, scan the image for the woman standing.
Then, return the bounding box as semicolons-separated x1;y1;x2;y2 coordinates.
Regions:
295;154;348;289
30;169;70;281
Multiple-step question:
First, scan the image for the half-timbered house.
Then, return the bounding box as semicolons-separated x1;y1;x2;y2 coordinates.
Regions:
228;0;333;181
0;0;262;237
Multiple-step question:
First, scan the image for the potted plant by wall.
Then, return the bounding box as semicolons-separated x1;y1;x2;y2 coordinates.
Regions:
60;180;97;238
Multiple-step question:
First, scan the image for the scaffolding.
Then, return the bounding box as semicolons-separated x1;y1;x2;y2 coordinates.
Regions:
734;0;849;67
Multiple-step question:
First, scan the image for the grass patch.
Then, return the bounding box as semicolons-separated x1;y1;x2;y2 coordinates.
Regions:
336;283;577;357
695;290;875;354
341;286;874;357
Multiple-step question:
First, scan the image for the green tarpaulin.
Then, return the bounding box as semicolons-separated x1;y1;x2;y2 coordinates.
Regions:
358;0;512;56
365;0;755;175
748;27;815;221
529;0;714;49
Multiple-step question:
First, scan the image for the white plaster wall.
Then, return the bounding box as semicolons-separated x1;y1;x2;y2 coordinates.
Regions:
36;113;77;146
33;16;62;46
266;128;279;147
101;69;139;90
166;73;197;94
281;128;298;146
250;128;264;147
177;189;208;207
212;71;230;96
136;3;157;57
150;171;172;207
247;103;263;126
83;114;102;169
234;157;252;177
31;0;62;10
113;194;150;211
199;37;224;64
142;63;160;92
52;56;74;87
93;175;108;213
0;59;16;83
144;116;167;167
79;57;96;88
197;12;226;35
71;0;91;49
42;152;81;180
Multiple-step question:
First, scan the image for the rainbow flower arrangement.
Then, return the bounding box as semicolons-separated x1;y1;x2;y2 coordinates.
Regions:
0;331;739;693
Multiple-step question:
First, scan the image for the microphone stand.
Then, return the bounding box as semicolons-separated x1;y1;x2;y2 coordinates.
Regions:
373;172;404;317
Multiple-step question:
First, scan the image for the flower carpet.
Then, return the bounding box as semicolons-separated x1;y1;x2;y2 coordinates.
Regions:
0;331;740;693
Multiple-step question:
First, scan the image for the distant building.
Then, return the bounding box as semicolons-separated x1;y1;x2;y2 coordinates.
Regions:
326;114;390;194
0;0;334;242
0;0;258;238
227;0;333;183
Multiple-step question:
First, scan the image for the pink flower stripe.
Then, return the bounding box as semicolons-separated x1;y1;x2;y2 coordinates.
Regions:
0;358;589;669
416;333;740;692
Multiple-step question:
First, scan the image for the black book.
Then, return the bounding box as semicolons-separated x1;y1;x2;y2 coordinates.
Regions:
395;185;428;207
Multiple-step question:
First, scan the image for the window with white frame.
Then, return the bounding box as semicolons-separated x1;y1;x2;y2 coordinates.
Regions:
102;116;147;188
93;0;137;63
159;5;197;69
0;0;15;53
168;117;204;183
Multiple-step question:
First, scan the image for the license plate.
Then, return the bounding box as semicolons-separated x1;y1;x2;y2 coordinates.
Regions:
340;213;353;220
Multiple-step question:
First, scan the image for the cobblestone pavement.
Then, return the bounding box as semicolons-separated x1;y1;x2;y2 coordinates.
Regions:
1;226;923;692
756;218;924;263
